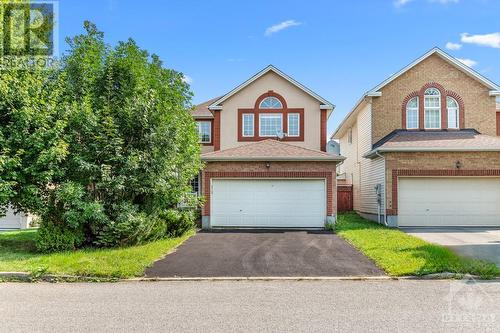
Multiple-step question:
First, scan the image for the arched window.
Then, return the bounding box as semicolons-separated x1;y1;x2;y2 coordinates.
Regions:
259;96;283;109
406;97;419;129
424;88;441;129
447;97;459;129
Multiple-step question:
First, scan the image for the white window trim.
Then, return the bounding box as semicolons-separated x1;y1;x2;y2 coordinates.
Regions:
259;96;283;109
424;89;441;129
348;128;353;145
242;113;254;137
197;121;211;143
424;109;441;129
406;97;419;129
287;113;300;137
259;113;283;137
447;97;459;129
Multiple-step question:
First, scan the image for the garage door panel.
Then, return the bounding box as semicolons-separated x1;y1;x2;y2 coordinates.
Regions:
0;208;22;229
399;177;500;227
211;179;326;228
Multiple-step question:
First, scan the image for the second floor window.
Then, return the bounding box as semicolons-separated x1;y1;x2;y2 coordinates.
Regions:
259;114;282;136
287;113;300;137
447;97;459;129
242;114;254;137
259;96;283;109
424;88;441;129
197;121;211;143
406;97;419;129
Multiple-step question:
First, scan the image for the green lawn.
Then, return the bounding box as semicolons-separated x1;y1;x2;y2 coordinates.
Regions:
0;229;194;279
335;212;500;279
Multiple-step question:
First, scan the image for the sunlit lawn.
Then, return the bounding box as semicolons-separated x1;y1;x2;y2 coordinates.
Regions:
335;213;499;279
0;229;194;278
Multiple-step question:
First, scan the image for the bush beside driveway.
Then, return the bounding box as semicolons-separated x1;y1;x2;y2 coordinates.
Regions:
0;229;194;279
335;213;500;279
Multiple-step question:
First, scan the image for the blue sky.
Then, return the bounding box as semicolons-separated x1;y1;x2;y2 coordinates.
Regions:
58;0;500;136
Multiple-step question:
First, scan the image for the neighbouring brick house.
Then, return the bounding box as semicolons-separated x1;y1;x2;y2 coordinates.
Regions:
333;48;500;227
191;65;343;229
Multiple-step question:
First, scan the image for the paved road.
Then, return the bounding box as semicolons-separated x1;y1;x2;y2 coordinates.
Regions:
403;227;500;267
1;280;499;332
146;230;384;277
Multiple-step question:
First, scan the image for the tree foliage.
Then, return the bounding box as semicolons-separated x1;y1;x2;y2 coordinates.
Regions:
0;21;201;251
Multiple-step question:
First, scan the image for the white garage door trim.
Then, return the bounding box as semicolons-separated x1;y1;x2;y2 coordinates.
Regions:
210;178;326;228
398;177;500;227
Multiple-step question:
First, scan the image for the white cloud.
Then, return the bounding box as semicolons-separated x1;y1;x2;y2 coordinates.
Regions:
429;0;459;4
182;74;193;84
394;0;413;7
461;32;500;49
396;0;458;7
265;20;301;36
446;42;462;50
457;58;478;68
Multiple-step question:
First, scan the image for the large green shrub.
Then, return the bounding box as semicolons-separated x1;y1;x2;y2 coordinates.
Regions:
35;222;85;253
1;21;202;252
95;203;168;247
161;209;196;238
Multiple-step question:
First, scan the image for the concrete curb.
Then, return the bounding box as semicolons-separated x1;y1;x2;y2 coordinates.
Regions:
0;272;118;282
130;276;396;282
1;272;498;283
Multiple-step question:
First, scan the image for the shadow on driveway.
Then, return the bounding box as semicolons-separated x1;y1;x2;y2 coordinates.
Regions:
145;230;385;277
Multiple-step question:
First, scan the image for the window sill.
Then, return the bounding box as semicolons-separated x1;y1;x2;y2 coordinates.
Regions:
238;136;304;142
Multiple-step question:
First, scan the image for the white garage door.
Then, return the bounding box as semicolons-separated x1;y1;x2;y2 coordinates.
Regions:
211;179;326;228
398;177;500;227
0;208;22;229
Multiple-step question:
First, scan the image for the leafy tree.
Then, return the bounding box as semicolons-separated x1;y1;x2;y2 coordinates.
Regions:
1;21;201;251
0;68;67;216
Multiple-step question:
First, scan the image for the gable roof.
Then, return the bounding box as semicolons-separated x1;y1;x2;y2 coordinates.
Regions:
332;47;500;139
201;139;344;162
208;65;334;111
367;47;500;96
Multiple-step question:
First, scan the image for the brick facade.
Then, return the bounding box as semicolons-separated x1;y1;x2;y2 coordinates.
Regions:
372;54;497;144
201;161;338;217
320;109;327;151
213;110;221;151
384;151;500;215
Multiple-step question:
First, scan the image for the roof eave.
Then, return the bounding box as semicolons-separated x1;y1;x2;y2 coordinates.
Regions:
366;48;500;96
489;91;500;96
208;65;334;110
201;156;346;162
364;147;500;159
320;104;335;110
331;95;369;139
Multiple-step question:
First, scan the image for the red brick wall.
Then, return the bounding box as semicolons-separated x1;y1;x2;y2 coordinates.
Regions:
213;110;221;151
384;151;500;215
320;109;327;151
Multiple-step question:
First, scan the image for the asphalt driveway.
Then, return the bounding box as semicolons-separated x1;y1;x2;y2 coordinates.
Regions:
403;227;500;267
145;230;384;277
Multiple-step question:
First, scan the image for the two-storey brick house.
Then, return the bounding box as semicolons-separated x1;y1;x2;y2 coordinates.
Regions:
333;48;500;227
191;65;343;229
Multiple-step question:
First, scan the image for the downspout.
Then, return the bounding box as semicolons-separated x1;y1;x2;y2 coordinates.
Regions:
375;150;388;226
